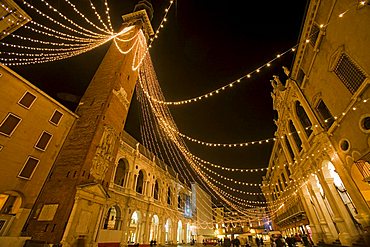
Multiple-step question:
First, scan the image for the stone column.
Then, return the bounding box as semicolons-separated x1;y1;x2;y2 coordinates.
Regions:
299;187;322;244
335;161;370;227
124;172;133;190
133;174;138;191
308;180;338;243
120;207;131;246
158;221;164;244
317;172;359;244
123;172;129;188
142;212;151;244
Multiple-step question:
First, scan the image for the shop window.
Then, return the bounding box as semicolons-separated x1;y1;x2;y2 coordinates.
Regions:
0;113;21;136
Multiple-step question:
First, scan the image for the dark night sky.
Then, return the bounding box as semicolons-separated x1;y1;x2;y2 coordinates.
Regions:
8;0;308;191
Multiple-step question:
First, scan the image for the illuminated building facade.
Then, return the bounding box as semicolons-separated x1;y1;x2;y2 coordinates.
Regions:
6;1;201;246
0;64;77;246
262;0;370;246
191;183;213;243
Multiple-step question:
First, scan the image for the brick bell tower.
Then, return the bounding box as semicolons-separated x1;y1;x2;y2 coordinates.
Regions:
24;1;154;244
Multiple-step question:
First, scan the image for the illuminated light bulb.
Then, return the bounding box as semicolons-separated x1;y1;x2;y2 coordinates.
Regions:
161;25;164;28
339;13;344;17
277;54;281;58
216;90;219;93
305;39;310;43
352;107;356;110
229;84;233;87
247;74;251;78
320;24;324;28
292;48;296;51
165;8;169;12
237;79;241;82
267;63;271;67
256;69;260;73
164;18;167;22
363;99;368;103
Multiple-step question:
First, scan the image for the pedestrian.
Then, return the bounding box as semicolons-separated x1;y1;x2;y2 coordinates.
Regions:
260;237;263;246
234;237;240;247
302;233;310;246
255;237;260;247
275;236;284;247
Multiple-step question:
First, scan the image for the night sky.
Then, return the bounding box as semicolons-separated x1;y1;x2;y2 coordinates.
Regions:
8;0;308;195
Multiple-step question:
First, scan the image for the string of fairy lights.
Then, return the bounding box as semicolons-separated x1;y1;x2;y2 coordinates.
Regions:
139;1;368;106
0;0;175;66
0;0;367;222
134;0;368;221
137;55;325;221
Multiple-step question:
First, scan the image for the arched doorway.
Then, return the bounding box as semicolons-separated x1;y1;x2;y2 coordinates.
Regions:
150;215;159;241
177;220;183;244
165;218;172;244
129;211;141;243
103;205;121;230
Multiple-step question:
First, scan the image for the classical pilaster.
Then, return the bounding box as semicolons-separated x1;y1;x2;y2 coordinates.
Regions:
317;172;358;244
334;162;370;227
299;186;323;244
308;180;338;242
120;207;131;245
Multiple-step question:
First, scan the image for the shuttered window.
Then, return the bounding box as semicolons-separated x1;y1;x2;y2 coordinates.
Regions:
334;54;366;94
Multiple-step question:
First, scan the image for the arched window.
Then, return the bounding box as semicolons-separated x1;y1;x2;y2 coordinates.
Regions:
103;205;121;230
0;192;22;215
136;170;144;194
150;215;159;241
154;180;159;200
165;218;172;243
114;159;128;186
295;101;313;138
178;195;182;209
289;120;302;152
167;187;171;205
